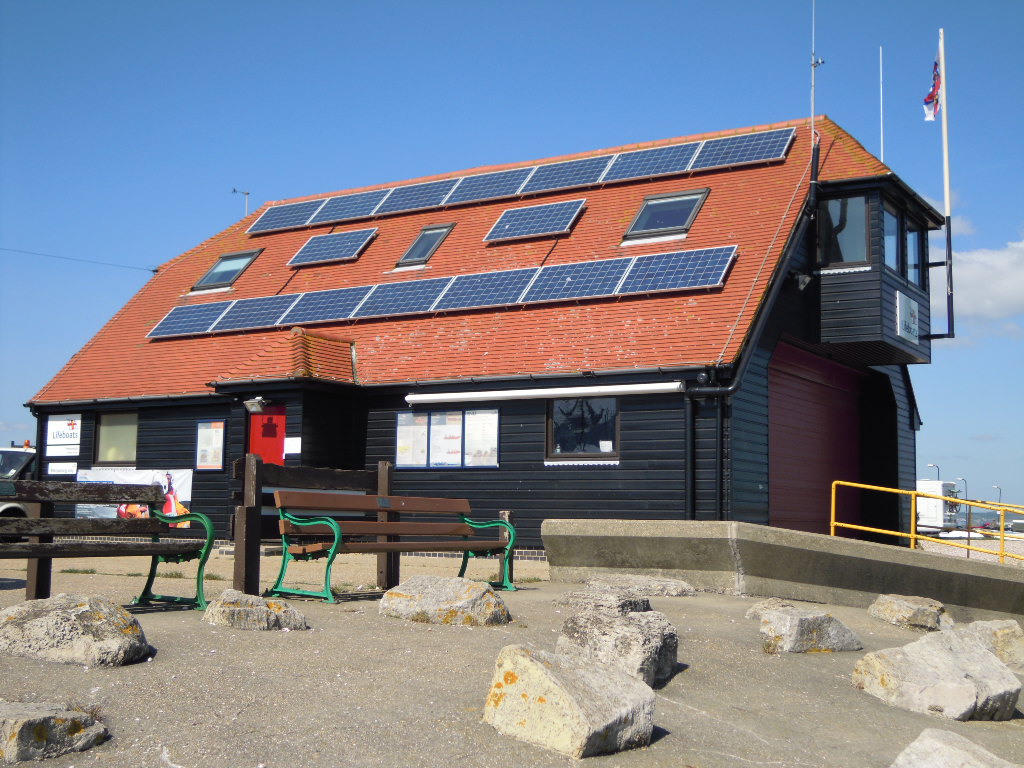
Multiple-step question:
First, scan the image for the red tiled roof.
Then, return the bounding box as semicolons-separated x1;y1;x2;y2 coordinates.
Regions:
31;116;891;405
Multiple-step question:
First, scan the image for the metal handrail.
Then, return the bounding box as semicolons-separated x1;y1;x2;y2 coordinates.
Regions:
829;480;1023;564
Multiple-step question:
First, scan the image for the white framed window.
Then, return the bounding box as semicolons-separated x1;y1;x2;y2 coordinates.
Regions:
395;408;498;468
624;190;708;240
95;412;138;464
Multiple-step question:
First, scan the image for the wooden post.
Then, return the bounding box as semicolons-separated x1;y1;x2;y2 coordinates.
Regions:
25;500;54;600
374;461;399;589
232;454;264;594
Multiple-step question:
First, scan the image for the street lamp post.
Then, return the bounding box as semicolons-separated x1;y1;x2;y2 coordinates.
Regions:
956;476;970;557
992;485;1002;503
927;463;940;480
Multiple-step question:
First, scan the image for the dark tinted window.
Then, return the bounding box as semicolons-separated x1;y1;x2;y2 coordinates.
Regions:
819;197;869;264
626;191;707;239
548;398;618;457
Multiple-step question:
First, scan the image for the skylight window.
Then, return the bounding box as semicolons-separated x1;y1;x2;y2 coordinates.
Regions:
625;190;708;240
193;249;261;290
398;224;453;267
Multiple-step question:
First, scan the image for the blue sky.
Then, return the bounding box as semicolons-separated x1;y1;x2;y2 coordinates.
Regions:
1;0;1022;508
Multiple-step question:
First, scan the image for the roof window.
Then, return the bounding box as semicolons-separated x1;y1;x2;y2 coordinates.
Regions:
625;190;708;240
193;249;261;290
398;224;453;267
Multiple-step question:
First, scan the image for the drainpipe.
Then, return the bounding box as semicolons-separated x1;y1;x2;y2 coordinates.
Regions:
684;139;821;520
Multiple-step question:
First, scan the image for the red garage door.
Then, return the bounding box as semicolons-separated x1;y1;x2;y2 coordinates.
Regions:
769;343;864;534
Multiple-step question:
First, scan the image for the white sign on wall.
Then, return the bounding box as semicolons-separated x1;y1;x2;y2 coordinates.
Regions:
45;413;81;457
896;291;920;344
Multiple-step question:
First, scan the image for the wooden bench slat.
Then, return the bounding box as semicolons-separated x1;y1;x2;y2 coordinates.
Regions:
0;480;166;505
0;541;205;559
0;518;166;536
339;540;506;554
280;521;474;537
274;490;471;516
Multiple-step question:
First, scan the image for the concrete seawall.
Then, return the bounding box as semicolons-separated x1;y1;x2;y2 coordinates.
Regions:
541;519;1024;620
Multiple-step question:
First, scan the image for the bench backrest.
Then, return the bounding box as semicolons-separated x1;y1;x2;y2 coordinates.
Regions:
0;517;167;536
0;479;166;505
274;490;471;517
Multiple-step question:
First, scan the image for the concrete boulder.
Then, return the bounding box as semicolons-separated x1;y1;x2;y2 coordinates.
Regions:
953;620;1024;672
760;607;863;653
744;597;797;620
555;590;651;616
889;728;1022;768
557;609;678;687
584;574;695;597
0;701;108;764
0;594;151;667
853;629;1020;721
482;645;655;759
379;575;510;626
868;594;954;631
203;590;309;631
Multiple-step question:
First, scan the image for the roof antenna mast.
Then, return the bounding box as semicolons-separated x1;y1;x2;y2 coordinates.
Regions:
810;0;824;144
232;187;251;217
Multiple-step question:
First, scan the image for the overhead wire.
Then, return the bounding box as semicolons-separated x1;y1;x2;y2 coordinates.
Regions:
0;246;158;274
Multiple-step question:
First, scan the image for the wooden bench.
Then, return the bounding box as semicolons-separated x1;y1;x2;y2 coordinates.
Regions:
264;490;517;602
0;480;215;609
231;454;393;594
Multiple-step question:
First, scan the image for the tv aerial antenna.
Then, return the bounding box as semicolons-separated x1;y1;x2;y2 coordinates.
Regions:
232;187;251;216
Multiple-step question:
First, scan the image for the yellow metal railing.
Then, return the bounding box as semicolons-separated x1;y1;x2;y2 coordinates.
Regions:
830;480;1024;564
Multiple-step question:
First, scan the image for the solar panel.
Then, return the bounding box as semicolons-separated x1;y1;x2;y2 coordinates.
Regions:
247;199;324;233
308;189;391;225
148;302;232;338
617;246;736;295
603;142;700;182
374;179;460;215
690;128;795;171
484;199;585;242
280;286;373;324
519;156;611;194
444;167;535;205
352;277;454;318
432;268;538;311
522;258;631;304
210;295;298;332
288;229;377;266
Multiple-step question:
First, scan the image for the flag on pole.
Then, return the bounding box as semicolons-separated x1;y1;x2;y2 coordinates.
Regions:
923;58;941;121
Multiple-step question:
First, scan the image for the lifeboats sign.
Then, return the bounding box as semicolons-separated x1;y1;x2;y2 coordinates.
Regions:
896;291;920;344
45;413;81;457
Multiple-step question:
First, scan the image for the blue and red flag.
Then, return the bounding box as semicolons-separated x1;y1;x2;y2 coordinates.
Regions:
923;59;941;121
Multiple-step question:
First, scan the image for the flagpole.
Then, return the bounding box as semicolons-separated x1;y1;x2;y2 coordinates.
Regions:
939;27;955;338
879;46;884;162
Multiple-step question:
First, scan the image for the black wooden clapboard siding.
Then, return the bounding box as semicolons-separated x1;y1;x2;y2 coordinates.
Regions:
365;393;692;547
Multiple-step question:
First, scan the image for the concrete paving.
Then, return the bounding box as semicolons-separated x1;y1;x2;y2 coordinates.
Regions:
1;553;1022;768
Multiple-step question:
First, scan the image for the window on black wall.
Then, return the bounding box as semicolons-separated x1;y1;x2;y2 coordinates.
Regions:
818;196;869;264
547;398;618;458
95;412;138;464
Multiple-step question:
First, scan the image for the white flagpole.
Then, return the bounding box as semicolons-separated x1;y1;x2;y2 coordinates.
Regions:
939;27;955;338
879;46;885;162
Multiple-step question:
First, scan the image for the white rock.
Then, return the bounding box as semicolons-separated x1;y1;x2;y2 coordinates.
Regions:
556;609;678;687
853;629;1020;720
889;728;1022;768
555;590;651;616
952;620;1024;672
482;645;655;759
760;607;863;653
0;594;151;667
584;574;695;597
868;594;954;631
744;597;797;620
379;575;510;625
0;701;107;764
203;590;309;631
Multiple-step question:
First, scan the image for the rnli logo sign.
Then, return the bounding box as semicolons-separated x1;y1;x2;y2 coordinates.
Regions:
896;291;920;344
46;413;82;457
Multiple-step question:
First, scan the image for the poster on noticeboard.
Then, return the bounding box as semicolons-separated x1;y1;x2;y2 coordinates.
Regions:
74;468;193;527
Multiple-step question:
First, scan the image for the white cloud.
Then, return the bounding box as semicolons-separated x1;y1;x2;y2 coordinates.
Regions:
932;240;1024;320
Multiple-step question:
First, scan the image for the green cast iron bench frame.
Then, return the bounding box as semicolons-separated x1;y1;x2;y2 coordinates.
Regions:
264;490;517;602
0;479;215;609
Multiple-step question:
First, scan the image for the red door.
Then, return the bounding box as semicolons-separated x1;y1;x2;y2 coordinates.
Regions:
248;405;286;466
